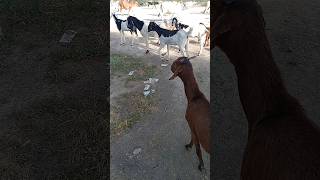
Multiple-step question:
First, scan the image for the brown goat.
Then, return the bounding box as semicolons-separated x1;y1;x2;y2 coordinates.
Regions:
119;0;138;13
169;56;210;171
212;0;320;179
204;27;210;47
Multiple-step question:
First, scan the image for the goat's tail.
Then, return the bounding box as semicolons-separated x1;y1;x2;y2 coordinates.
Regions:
200;23;209;32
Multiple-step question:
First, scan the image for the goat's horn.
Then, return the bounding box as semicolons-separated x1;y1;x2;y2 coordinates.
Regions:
188;56;198;60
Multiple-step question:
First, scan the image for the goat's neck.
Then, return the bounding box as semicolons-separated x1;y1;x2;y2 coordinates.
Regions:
152;26;163;37
134;19;144;31
224;32;289;128
180;72;203;102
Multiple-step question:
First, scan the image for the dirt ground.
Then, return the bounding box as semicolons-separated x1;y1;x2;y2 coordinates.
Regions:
0;1;108;179
212;0;320;179
110;5;211;180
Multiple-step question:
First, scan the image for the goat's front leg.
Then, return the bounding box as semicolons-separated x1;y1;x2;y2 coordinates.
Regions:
185;135;193;151
185;139;193;150
130;32;133;46
145;36;150;54
123;31;126;43
158;43;165;59
198;35;206;56
195;143;204;171
180;46;187;57
120;31;125;45
166;44;170;61
120;31;123;45
185;39;189;57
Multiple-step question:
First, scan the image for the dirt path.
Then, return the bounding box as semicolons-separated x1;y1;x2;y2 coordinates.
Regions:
212;0;320;179
110;12;210;179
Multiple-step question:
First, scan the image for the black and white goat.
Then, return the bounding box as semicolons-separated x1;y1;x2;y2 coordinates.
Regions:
172;17;189;30
172;18;209;56
112;14;137;46
127;16;152;54
148;21;193;60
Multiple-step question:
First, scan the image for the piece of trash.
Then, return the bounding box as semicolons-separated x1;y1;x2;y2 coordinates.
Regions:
151;89;155;93
144;84;151;91
143;90;151;96
161;64;168;67
126;152;134;159
133;148;142;155
150;78;159;83
59;30;77;43
128;71;135;76
144;78;159;84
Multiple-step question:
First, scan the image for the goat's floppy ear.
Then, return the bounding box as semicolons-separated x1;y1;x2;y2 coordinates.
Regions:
169;66;183;80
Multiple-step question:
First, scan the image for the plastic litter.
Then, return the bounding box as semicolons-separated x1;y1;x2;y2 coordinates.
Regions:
161;64;168;67
143;90;151;96
144;78;159;84
133;148;142;155
144;84;151;91
59;30;77;43
128;71;135;76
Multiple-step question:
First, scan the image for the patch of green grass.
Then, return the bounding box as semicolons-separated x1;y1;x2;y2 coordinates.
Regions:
110;54;159;136
110;54;158;82
111;93;158;136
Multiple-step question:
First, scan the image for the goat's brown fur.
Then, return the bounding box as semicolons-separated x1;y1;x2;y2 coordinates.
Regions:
212;0;320;179
169;57;210;171
119;0;138;13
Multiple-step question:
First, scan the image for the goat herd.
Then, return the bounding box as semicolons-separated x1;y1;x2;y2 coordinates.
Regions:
112;13;210;60
112;0;320;179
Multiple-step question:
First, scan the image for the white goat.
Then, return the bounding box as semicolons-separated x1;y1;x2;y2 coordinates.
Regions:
172;18;209;56
112;14;137;46
127;16;153;54
148;21;193;60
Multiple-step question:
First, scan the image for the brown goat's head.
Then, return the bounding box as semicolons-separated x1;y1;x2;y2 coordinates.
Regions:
169;56;197;80
212;0;267;65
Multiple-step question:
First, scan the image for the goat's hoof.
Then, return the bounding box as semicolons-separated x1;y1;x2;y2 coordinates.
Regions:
198;164;204;171
185;144;192;151
145;50;149;54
